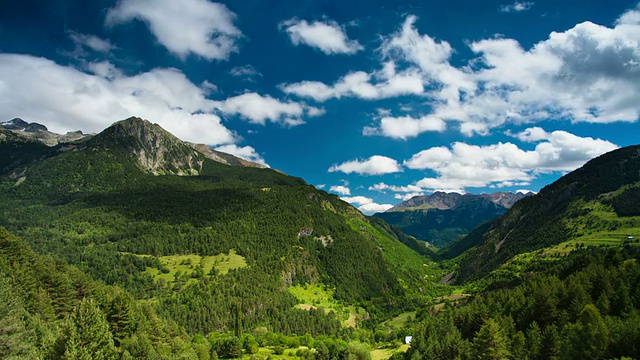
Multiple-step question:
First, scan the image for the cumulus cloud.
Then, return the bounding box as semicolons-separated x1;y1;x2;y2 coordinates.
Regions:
364;114;446;139
404;130;618;191
280;18;362;55
394;192;425;201
213;93;323;126
329;185;351;195
328;155;402;175
0;54;237;145
281;64;424;102
214;144;268;167
499;1;534;13
106;0;241;60
357;203;393;214
341;196;373;206
368;182;423;193
285;8;640;138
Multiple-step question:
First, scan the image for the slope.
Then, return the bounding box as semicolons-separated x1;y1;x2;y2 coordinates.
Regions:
374;192;527;247
0;116;438;336
453;144;640;283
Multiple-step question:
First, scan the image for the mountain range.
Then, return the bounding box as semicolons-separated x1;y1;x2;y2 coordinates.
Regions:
374;191;530;247
0;117;438;336
2;116;640;359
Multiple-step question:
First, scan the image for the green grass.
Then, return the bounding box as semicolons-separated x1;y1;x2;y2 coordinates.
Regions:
145;250;247;288
287;283;367;328
371;344;410;360
482;200;640;288
380;311;416;328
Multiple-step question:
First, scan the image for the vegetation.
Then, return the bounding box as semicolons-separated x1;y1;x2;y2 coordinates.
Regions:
3;119;640;359
404;245;640;359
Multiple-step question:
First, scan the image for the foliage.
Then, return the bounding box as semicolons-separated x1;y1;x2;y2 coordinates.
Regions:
405;246;640;359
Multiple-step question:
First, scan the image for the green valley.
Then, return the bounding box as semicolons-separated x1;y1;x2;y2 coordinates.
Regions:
2;118;640;359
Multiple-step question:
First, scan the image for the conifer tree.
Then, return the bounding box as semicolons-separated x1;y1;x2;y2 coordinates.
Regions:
471;318;511;360
61;298;117;360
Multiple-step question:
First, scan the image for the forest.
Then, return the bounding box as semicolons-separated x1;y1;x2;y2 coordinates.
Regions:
2;122;640;359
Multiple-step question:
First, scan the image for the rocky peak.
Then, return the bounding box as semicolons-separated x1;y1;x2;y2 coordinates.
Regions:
91;117;266;175
91;117;205;175
1;118;87;146
387;191;531;212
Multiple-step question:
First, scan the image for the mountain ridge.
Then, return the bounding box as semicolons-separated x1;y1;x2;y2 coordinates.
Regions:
452;144;640;283
386;191;529;212
1;116;267;173
0;115;441;338
374;191;530;247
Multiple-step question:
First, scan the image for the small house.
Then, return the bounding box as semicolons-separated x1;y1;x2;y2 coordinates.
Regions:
405;336;413;345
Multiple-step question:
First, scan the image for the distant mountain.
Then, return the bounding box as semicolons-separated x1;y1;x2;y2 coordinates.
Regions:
1;117;88;146
452;144;640;283
374;192;530;247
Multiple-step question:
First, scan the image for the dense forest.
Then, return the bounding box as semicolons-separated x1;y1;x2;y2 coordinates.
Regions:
2;120;640;359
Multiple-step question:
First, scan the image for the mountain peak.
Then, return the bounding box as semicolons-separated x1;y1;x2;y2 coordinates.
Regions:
1;118;86;146
91;116;266;175
386;191;528;212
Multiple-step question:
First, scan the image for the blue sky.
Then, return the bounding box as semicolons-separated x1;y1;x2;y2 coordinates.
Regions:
1;0;639;213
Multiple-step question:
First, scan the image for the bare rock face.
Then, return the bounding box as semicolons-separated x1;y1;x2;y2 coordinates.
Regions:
88;117;267;175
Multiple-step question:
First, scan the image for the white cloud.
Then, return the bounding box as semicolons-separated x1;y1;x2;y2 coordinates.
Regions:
404;130;618;191
368;182;423;193
106;0;241;60
286;9;640;138
328;155;402;175
499;1;534;13
281;65;424;102
330;185;351;195
616;4;640;25
341;196;373;206
214;144;268;167
517;189;536;194
0;54;236;146
229;65;262;81
280;18;362;55
364;114;446;139
358;203;393;214
68;31;115;53
511;126;549;142
316;184;326;189
213;93;324;126
394;192;425;201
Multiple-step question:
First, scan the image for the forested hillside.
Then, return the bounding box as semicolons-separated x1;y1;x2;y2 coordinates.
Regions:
0;118;442;343
403;245;640;359
452;145;640;283
374;192;528;248
3;118;640;359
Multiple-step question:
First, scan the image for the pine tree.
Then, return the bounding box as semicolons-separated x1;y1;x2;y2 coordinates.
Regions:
471;318;511;360
0;277;38;359
61;298;117;360
560;304;609;360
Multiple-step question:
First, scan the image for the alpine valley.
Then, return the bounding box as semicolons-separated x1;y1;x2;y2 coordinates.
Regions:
2;117;640;359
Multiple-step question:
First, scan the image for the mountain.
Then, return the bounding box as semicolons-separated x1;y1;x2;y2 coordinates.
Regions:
374;192;529;247
0;116;439;338
452;144;640;283
1;117;89;146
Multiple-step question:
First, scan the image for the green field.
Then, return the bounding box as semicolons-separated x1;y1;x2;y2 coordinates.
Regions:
371;344;410;360
287;283;367;328
380;311;416;328
145;250;247;288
